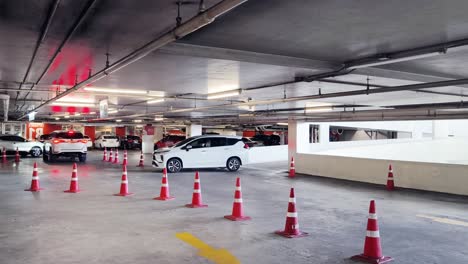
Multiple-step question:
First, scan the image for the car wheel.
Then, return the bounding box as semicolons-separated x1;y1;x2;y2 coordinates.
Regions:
30;147;42;157
78;153;87;163
50;154;57;162
166;158;182;173
42;148;49;162
227;157;241;172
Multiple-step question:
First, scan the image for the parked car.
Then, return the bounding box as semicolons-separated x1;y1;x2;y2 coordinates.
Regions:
43;131;87;162
251;134;281;146
119;135;141;150
94;134;119;149
84;135;93;148
152;135;249;173
38;134;51;143
0;134;44;157
242;137;258;148
154;135;185;149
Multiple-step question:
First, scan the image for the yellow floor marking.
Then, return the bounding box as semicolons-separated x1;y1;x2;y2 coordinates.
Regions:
176;232;241;264
417;214;468;227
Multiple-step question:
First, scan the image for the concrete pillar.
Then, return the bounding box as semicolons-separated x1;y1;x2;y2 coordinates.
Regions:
141;124;155;154
288;120;309;162
432;120;451;139
155;126;164;142
186;124;202;138
319;123;330;144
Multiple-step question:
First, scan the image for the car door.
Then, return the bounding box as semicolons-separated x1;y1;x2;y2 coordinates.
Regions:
206;137;228;167
182;138;210;168
2;136;18;151
0;136;12;151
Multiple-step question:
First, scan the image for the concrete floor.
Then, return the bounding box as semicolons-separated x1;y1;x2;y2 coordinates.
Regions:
1;151;468;264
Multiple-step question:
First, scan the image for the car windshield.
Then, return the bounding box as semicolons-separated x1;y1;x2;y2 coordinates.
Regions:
56;132;84;139
173;136;194;147
104;136;118;139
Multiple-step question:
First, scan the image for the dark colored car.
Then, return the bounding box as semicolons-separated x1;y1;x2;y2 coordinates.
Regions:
154;135;186;149
251;134;281;146
120;135;142;150
242;137;258;148
38;134;51;143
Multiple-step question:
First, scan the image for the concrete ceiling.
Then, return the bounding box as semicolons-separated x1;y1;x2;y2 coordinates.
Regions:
1;0;468;125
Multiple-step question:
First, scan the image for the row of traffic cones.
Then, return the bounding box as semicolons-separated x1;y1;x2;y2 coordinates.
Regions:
25;162;80;193
102;148;143;167
1;147;21;163
288;157;396;191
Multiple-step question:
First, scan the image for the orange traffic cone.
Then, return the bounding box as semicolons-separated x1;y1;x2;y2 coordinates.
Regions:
64;163;80;193
113;149;120;164
14;147;20;163
186;172;208;208
102;147;107;161
289;157;295;177
386;165;395;191
108;149;114;162
275;188;308;238
114;165;133;196
137;151;144;167
224;177;250;221
154;168;174;200
351;200;393;263
122;150;128;166
25;162;43;191
2;147;6;163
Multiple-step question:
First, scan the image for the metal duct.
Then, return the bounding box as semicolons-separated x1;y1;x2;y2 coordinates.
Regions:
0;94;10;121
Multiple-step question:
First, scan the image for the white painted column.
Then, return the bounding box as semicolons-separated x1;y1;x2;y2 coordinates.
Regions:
288;120;309;162
432;120;451;139
319;123;330;144
186;124;202;138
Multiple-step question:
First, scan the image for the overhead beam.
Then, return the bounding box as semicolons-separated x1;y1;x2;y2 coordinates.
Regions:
159;42;338;70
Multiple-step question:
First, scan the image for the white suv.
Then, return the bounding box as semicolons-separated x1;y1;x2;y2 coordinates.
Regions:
94;134;119;149
43;131;88;162
152;135;249;173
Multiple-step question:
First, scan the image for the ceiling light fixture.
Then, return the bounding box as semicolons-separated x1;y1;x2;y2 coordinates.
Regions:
55;117;60;120
305;106;333;113
64;115;70;119
74;113;81;116
108;109;119;114
116;119;122;122
147;98;165;104
134;119;142;123
276;122;288;126
347;51;446;70
84;87;149;95
207;89;241;100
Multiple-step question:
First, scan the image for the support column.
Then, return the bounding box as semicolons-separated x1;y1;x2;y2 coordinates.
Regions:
288;119;309;162
142;124;155;154
186;124;202;138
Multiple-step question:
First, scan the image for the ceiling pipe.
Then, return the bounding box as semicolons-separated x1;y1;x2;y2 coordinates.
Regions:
19;0;98;106
15;0;61;103
20;0;248;119
0;94;10;121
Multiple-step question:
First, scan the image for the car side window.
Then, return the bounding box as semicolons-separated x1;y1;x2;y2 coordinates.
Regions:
211;138;227;147
227;138;240;146
189;138;210;149
12;136;25;142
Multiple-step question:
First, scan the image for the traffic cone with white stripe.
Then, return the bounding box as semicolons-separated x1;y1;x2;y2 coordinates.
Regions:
2;147;6;163
14;147;20;163
154;168;174;200
122;150;128;166
102;147;107;161
185;172;208;208
25;162;43;191
224;177;250;221
386;165;395;191
137;151;144;167
289;157;295;178
113;149;120;164
351;200;393;263
64;163;80;193
108;149;114;163
275;188;308;238
114;165;133;196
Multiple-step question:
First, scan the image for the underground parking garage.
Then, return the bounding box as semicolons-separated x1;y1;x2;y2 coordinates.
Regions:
1;0;468;263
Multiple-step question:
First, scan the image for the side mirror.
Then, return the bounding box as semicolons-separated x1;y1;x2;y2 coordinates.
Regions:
185;145;192;151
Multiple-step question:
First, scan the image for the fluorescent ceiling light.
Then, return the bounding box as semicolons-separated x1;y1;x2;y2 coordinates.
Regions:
116;119;122;122
276;123;288;126
239;113;254;117
64;115;70;119
55;117;60;120
134;119;142;123
207;89;241;100
154;117;164;121
347;51;445;70
84;87;149;95
108;109;119;114
89;112;96;115
305;106;333;113
74;113;81;116
51;102;96;107
147;98;165;104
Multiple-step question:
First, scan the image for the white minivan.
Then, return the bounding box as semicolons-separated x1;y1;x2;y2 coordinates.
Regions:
152;135;249;173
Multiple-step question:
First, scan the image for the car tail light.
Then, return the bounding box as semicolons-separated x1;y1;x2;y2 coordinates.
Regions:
243;143;250;149
53;139;66;144
80;140;88;144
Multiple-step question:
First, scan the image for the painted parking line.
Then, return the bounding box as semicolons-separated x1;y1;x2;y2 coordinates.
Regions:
176;232;240;264
417;214;468;227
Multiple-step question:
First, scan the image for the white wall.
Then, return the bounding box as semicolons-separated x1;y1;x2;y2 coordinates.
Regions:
247;145;288;164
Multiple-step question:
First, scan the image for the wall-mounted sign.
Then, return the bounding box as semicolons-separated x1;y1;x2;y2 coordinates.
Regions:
99;99;108;118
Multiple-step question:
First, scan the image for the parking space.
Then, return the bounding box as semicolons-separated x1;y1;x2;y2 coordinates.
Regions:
1;151;467;264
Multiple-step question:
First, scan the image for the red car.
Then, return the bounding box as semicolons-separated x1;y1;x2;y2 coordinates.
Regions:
154;135;185;149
